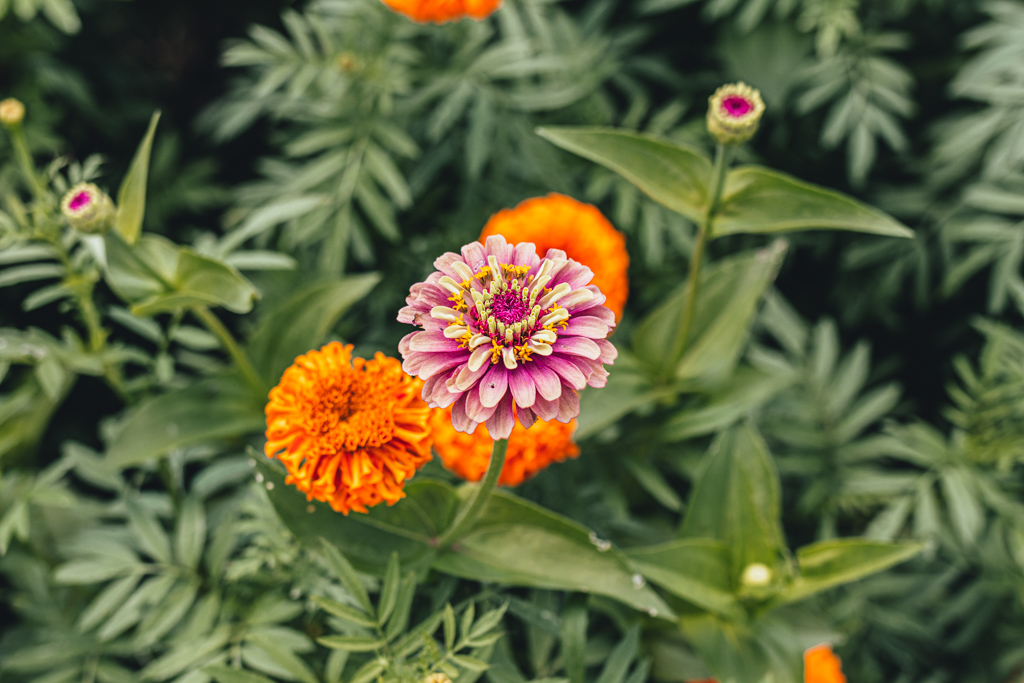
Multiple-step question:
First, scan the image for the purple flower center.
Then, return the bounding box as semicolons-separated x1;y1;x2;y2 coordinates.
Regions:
491;290;529;325
68;191;92;211
721;95;752;117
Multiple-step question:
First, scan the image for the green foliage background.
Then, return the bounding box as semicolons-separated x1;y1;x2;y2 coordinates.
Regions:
1;0;1023;682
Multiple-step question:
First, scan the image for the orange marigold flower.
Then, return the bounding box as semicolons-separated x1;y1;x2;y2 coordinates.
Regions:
479;194;629;321
379;0;502;23
265;342;432;515
430;405;579;486
804;644;846;683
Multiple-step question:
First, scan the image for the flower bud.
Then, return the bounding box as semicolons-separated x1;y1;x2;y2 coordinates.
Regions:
706;82;765;145
61;183;116;235
0;98;25;128
740;562;773;587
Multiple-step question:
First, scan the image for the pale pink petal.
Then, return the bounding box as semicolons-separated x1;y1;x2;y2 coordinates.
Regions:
531;395;559;421
527;362;563;401
556;389;580;422
512;242;539;267
486;393;515;439
410;330;461;353
595;339;618;364
535;356;587;391
418;352;468;379
466;386;498;423
552;337;600;360
451;394;478;433
479;365;509;408
508;369;537;408
563;316;611;339
461;242;487;271
516;404;537;429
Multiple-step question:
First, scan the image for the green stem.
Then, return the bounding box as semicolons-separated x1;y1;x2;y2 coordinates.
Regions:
7;124;46;201
438;437;508;547
191;305;264;396
668;143;733;371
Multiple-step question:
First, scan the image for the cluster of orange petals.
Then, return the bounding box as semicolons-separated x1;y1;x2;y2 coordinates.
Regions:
379;0;502;23
264;342;432;515
479;193;630;321
688;644;846;683
430;405;579;486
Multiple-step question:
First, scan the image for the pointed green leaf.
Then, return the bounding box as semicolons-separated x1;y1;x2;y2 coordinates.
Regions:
536;127;711;223
115;111;161;244
712;166;913;239
316;540;374;614
204;666;275;683
258;459;455;571
317;635;386;652
679;424;786;579
625;540;741;619
433;491;675;620
779;539;923;604
106;376;264;468
174;497;206;570
247;275;381;385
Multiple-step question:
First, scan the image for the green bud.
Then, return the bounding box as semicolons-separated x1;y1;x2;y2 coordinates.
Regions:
706;82;765;145
0;98;25;128
61;183;116;235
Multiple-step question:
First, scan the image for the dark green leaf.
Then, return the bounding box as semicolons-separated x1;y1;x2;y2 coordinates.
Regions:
679;424;786;579
247;275;381;385
434;491;675;619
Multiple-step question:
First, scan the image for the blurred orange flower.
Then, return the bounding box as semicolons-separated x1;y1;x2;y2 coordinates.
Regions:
379;0;501;23
685;643;846;683
430;405;579;486
804;644;846;683
265;342;432;515
480;194;630;321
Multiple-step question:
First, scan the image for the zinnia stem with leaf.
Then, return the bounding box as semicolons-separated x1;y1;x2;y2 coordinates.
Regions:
191;305;264;395
671;143;733;370
438;437;508;547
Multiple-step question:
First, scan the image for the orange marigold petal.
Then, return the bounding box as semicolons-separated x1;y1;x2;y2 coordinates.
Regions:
479;193;629;321
379;0;502;23
264;342;433;515
804;644;846;683
430;405;579;486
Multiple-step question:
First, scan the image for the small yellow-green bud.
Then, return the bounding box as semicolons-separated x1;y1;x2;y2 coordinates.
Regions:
61;183;116;235
740;562;773;587
706;82;765;145
0;98;26;127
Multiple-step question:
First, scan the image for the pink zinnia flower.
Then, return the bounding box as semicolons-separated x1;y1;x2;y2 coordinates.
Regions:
398;235;617;440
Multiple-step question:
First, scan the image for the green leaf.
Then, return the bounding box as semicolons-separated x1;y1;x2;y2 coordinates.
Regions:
625;540;741;619
311;595;377;628
106;376;264;468
377;552;401;626
778;539;923;604
174;496;207;569
662;365;794;441
316;635;386;652
127;499;172;563
247;275;381;385
679;424;786;579
560;601;587;683
680;614;800;683
204;666;275;683
536;127;711;223
103;233;258;315
574;353;674;439
78;574;143;631
712;166;913;239
316;539;374;614
115;111;161;244
142;626;231;680
595;626;639;683
633;243;786;385
444;604;457;651
433;491;675;620
258;459;455;571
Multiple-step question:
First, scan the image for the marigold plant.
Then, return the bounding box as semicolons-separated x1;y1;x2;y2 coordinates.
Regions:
430;405;579;486
479;194;630;321
379;0;501;23
264;342;433;515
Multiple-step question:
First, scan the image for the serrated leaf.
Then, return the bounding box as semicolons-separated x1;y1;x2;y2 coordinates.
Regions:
115;111;161;244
